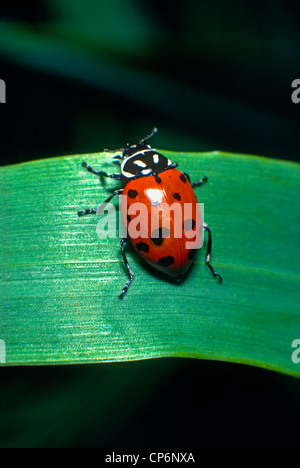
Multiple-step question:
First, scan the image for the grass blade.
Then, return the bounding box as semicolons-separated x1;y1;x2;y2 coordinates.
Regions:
1;151;300;377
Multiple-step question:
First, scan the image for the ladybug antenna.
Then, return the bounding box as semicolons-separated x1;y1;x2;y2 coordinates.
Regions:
140;127;158;145
110;128;158;160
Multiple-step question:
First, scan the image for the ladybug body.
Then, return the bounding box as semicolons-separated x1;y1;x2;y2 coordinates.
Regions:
78;129;222;298
122;168;202;279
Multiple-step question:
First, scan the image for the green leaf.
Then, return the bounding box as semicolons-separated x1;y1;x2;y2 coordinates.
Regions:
1;151;300;377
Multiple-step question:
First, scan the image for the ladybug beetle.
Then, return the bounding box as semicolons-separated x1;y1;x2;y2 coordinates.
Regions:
78;128;222;298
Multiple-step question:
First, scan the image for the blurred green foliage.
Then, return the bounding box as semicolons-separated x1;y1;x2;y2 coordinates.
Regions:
1;0;300;165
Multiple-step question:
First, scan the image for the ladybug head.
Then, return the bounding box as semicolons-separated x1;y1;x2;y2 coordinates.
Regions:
113;128;158;161
117;128;172;180
122;142;150;159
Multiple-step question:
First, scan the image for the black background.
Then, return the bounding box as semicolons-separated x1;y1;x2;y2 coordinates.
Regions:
0;0;299;448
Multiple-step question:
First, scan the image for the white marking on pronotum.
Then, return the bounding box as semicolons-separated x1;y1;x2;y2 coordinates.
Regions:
141;168;153;175
153;154;159;164
167;159;172;166
120;158;135;178
122;170;135;178
134;160;147;168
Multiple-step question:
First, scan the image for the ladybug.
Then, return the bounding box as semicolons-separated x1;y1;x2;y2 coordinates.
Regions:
78;128;222;299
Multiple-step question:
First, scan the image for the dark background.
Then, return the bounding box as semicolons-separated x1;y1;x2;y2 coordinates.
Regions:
0;0;299;448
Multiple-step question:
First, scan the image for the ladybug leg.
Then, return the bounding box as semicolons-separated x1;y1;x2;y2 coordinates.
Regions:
96;189;124;215
191;176;208;188
203;223;222;283
78;189;123;217
78;208;97;217
184;172;208;188
82;161;122;180
97;190;123;210
119;238;134;299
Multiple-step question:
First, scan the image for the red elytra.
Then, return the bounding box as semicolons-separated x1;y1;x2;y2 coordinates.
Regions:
122;168;203;278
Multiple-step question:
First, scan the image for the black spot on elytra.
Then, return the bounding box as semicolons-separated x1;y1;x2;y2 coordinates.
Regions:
173;192;181;201
157;256;175;267
184;219;196;231
151;227;170;246
188;249;198;260
136;241;150;253
128;189;138;199
180;173;187;183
